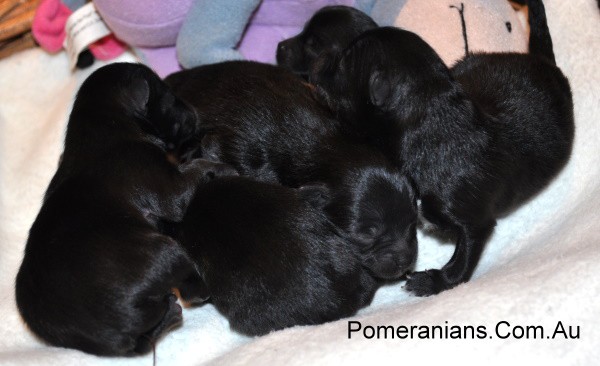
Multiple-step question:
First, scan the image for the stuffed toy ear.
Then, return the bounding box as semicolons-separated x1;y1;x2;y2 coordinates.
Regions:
176;0;260;68
299;183;331;209
368;69;392;109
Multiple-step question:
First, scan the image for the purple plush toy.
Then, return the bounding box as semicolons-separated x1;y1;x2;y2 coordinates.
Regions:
93;0;355;77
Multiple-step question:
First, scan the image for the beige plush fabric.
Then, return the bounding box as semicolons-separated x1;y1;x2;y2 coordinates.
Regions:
0;0;598;364
393;0;528;65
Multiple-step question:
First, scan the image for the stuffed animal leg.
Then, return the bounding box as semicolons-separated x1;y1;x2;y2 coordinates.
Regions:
176;0;261;68
177;0;355;68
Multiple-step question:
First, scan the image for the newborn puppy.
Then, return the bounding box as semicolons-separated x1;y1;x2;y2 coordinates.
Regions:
276;5;377;77
178;176;377;335
312;137;418;280
166;61;339;186
15;63;227;356
311;0;574;296
166;61;418;281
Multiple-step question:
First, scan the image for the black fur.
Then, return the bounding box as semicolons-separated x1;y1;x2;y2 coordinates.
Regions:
178;176;378;335
15;63;232;355
311;0;574;296
276;6;377;77
165;61;418;280
308;138;418;279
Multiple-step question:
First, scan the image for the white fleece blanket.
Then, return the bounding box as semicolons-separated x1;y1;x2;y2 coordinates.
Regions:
1;1;598;365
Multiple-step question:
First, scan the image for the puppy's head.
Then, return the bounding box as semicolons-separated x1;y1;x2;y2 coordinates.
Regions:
277;6;377;77
310;27;452;127
74;63;199;153
329;166;418;280
16;232;195;356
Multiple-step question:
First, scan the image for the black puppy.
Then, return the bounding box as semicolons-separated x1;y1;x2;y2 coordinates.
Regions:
311;0;574;296
178;176;377;335
15;63;231;356
310;137;418;279
277;5;377;77
166;61;417;281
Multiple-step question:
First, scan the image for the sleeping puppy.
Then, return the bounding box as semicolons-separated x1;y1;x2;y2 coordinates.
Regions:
166;61;418;281
178;176;378;335
15;63;231;356
311;0;574;296
276;6;377;77
311;137;418;280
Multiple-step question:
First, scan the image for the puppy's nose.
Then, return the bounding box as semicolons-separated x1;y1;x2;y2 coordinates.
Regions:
276;41;291;64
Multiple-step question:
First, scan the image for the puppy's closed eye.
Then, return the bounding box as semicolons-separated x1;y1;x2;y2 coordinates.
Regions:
361;225;383;239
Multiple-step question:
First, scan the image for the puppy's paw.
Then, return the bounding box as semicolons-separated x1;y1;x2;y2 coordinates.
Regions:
404;269;446;297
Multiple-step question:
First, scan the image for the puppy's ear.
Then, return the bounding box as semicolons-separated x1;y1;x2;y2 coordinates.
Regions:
128;77;151;114
368;69;392;109
309;51;342;112
308;50;340;86
299;184;331;209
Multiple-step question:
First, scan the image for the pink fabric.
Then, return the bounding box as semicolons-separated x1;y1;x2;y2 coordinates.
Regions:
32;0;71;53
88;35;127;61
32;0;126;60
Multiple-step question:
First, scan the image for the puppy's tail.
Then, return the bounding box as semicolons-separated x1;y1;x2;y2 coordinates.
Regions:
527;0;556;65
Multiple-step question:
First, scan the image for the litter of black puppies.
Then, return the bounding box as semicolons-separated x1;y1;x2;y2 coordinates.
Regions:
165;61;418;281
15;0;575;356
309;0;574;296
15;63;229;356
177;176;377;336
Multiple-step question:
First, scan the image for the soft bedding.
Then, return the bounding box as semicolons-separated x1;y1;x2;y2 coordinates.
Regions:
0;0;599;364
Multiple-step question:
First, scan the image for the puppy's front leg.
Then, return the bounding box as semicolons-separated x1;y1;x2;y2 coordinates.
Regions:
405;221;495;296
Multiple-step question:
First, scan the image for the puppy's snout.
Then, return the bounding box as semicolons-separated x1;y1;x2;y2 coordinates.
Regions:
276;41;290;65
370;248;416;280
133;294;183;355
276;38;297;67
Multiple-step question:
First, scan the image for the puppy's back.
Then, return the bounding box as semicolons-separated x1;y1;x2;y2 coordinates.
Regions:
16;178;192;355
180;177;376;335
166;61;342;184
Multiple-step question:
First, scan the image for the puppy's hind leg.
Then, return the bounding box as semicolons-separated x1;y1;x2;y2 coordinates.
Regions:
406;218;495;296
